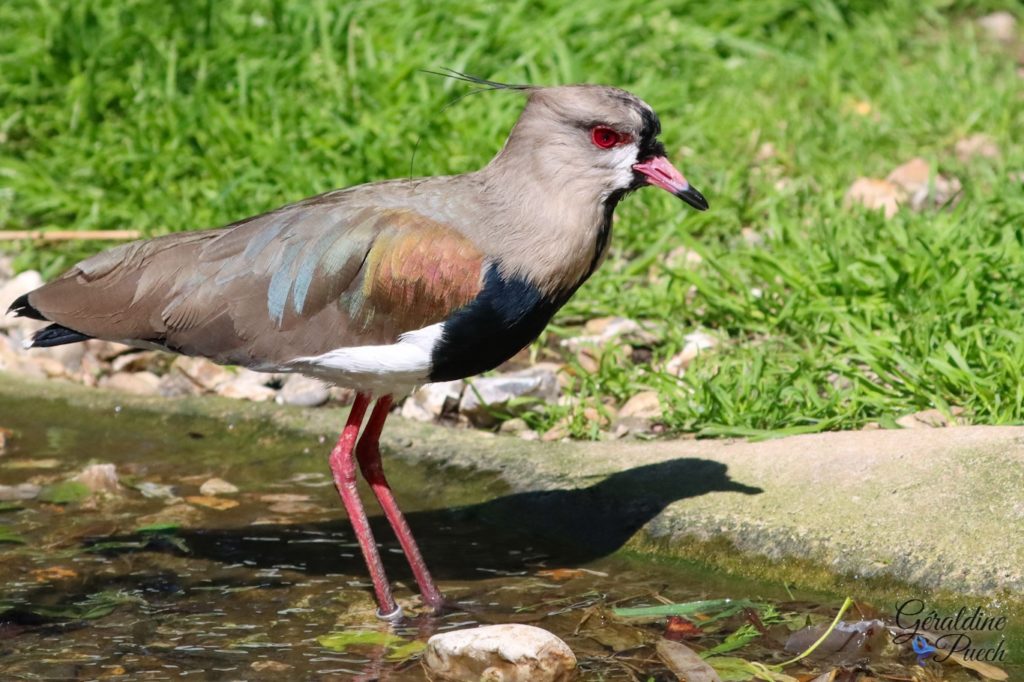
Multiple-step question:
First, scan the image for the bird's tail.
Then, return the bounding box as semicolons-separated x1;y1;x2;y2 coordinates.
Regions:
6;293;95;348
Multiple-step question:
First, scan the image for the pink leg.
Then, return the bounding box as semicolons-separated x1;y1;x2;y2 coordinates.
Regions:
327;393;402;620
356;396;445;611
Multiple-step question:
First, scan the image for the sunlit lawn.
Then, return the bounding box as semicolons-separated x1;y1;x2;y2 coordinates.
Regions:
2;0;1023;436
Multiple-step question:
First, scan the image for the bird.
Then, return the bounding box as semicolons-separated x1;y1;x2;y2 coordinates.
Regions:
6;75;707;621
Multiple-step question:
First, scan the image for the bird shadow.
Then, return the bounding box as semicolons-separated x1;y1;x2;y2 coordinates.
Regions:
155;456;762;580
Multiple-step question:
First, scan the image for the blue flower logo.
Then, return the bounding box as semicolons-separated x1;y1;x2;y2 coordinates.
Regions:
912;635;937;665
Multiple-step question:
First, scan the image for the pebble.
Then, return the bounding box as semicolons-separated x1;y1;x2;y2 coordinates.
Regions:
73;463;121;494
216;370;277;402
198;477;239;495
99;371;161;396
615;391;663;435
977;11;1018;43
135;481;178;500
460;368;560;427
895;407;965;429
955;133;1000;163
185;495;240;511
170;356;232;392
844;177;905;218
0;483;42;501
276;374;330;407
665;331;717;376
618;391;662;420
886;157;961;211
498;417;530;435
423;624;576;682
401;380;465;422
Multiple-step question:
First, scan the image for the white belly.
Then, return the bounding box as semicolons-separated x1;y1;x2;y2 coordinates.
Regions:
285;322;443;397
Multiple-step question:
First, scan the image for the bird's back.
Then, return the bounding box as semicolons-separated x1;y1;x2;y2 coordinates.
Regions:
16;177;491;376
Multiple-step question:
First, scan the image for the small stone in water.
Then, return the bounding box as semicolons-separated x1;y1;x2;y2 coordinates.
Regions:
251;660;293;672
0;483;41;501
136;481;178;499
423;623;576;682
73;463;121;494
268;501;325;515
259;493;311;503
199;477;239;495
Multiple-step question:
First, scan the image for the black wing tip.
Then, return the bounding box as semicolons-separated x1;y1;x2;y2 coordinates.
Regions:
29;324;93;348
7;293;47;321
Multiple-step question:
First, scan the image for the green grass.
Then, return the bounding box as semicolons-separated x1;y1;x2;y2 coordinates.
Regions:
2;0;1023;437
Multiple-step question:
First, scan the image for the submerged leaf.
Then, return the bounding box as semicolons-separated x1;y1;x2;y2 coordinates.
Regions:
318;630;405;650
37;481;91;504
318;630;425;662
657;639;722;682
385;639;427;662
135;522;181;534
614;598;761;620
702;623;761;657
0;525;26;544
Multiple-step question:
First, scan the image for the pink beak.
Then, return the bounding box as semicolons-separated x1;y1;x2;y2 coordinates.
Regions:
632;156;708;211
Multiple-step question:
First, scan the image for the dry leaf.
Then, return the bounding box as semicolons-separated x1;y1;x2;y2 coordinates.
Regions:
30;566;78;582
664;616;703;641
536;568;588;581
945;650;1008;681
185;495;239;511
656;639;722;682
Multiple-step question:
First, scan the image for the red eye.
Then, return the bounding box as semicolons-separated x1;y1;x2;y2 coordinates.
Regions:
591;126;622;149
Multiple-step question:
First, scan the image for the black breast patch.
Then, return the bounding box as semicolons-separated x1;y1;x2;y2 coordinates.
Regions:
429;266;571;382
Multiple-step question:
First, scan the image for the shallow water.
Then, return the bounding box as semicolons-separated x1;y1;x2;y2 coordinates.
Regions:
0;393;1012;680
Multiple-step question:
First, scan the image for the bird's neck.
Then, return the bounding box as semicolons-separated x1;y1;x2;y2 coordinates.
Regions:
473;153;617;297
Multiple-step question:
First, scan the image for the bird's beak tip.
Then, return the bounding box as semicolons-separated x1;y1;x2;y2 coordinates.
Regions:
675;185;709;211
632;156;708;211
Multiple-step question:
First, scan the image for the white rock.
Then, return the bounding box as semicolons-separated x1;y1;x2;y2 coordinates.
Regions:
0;271;44;331
561;316;640;350
216;369;277;402
171;356;233;392
0;483;42;501
844;177;905;218
401;380;465;422
460;368;559;426
896;407;965;429
73;463;121;494
955;133;1000;163
276;374;330;407
423;624;576;682
136;481;178;499
887;158;961;211
199;477;239;495
666;331;718;376
498;417;530;434
619;391;662;420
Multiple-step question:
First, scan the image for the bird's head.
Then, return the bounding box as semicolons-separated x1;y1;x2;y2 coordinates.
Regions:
497;83;708;211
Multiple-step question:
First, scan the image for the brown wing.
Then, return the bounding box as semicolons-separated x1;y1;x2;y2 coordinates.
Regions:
26;195;486;368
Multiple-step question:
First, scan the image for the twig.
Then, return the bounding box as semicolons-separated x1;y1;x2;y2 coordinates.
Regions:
0;230;141;241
